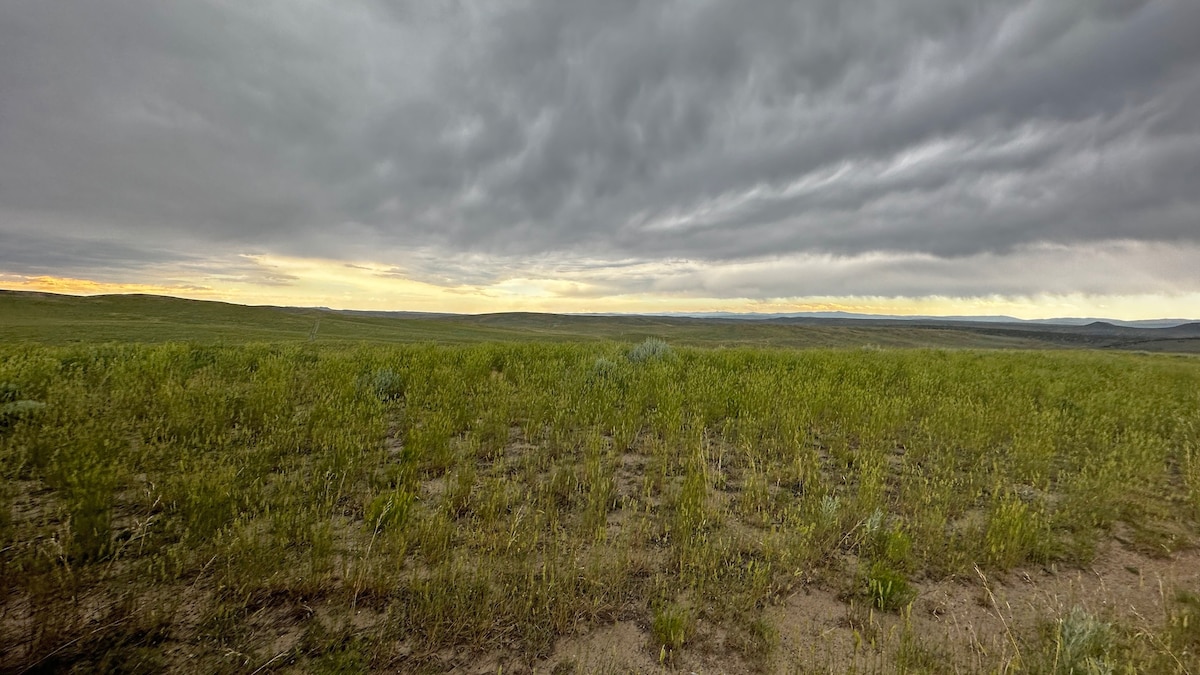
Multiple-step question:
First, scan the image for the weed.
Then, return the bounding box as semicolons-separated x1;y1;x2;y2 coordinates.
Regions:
1167;591;1200;655
651;603;692;657
865;562;915;611
984;490;1049;569
365;488;414;533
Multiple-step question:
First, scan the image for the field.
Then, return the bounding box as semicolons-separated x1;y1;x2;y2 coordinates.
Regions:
5;290;1200;352
2;295;1200;673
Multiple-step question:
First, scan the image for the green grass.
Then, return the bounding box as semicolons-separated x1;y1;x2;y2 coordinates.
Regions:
1;331;1198;671
0;290;1101;349
651;603;693;661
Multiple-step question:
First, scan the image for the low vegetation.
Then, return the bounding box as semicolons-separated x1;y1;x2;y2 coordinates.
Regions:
1;339;1198;672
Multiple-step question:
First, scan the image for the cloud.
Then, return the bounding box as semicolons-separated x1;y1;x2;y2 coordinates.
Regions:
1;0;1198;306
635;241;1200;299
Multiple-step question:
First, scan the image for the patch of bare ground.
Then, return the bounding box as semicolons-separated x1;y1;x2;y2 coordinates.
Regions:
615;450;648;502
516;540;1200;674
769;541;1200;674
535;620;663;674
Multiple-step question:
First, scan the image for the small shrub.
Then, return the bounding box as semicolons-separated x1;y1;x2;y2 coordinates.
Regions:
0;382;45;430
819;494;841;525
1050;607;1112;675
360;369;405;401
628;338;672;364
863;508;884;536
0;381;22;403
813;494;842;547
591;356;622;380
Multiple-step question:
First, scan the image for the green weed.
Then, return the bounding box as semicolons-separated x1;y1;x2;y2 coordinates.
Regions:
651;602;693;658
865;562;916;612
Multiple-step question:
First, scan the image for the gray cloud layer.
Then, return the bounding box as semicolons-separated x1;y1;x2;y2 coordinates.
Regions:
2;0;1199;296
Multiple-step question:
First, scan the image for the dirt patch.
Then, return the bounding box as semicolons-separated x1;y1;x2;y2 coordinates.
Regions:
518;541;1200;674
615;451;648;502
534;620;662;674
769;541;1200;673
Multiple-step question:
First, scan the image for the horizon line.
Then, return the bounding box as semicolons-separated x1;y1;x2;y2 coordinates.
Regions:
5;288;1198;326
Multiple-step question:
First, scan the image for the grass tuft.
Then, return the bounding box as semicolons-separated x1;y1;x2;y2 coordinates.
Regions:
651;603;693;658
865;562;916;612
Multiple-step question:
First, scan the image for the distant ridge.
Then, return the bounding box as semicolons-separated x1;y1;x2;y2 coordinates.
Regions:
1;289;1196;328
581;309;1197;329
2;289;1200;352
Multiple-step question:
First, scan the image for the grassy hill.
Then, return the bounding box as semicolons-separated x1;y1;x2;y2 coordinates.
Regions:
9;290;1199;351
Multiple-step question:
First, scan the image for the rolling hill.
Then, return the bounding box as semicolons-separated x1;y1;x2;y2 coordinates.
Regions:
2;290;1198;352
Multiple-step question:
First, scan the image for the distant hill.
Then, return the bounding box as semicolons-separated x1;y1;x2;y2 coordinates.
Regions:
2;290;1199;352
627;311;1196;329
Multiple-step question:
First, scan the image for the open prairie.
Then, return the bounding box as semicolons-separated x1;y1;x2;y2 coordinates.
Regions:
6;0;1200;670
5;291;1200;352
2;296;1200;673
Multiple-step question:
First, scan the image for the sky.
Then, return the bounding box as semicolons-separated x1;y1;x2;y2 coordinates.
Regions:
2;0;1199;319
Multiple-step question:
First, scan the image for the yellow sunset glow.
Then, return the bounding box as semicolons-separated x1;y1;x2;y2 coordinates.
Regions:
4;252;1198;321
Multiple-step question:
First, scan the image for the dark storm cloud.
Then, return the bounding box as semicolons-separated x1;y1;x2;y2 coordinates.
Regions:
0;230;191;276
1;0;1198;292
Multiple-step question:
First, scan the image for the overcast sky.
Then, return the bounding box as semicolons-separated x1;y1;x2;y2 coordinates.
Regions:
2;0;1199;317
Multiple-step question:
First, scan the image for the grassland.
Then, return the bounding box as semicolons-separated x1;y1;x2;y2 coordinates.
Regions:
11;290;1200;352
2;328;1199;672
